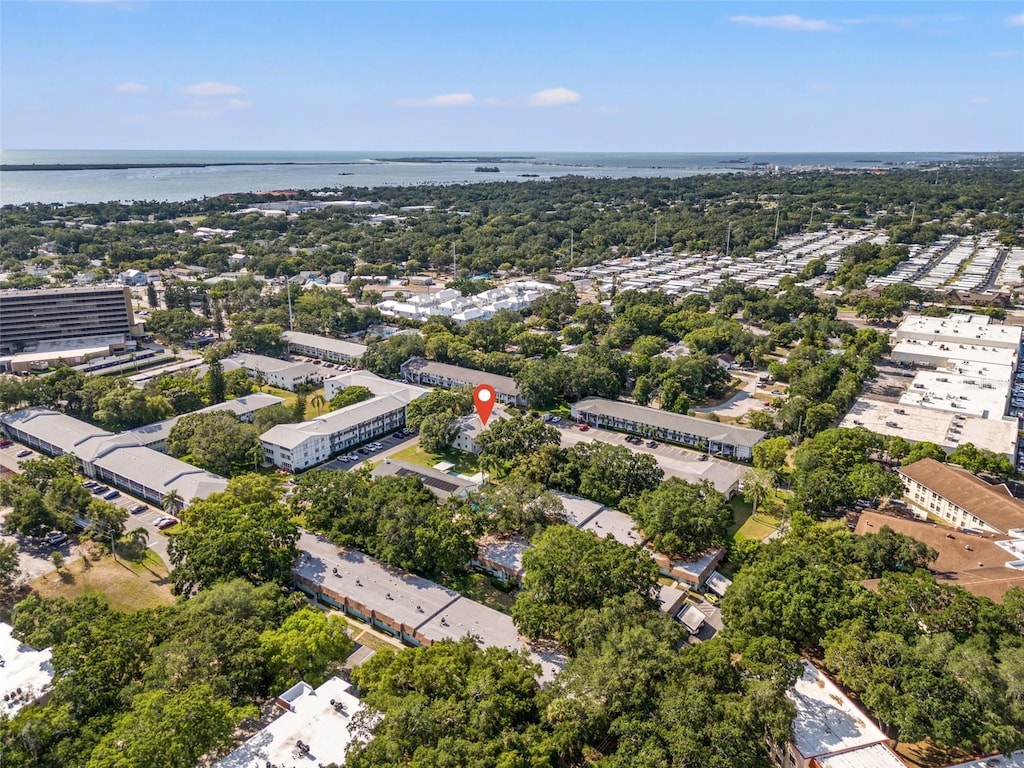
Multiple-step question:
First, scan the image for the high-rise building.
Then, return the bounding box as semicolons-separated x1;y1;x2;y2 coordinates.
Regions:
0;285;137;355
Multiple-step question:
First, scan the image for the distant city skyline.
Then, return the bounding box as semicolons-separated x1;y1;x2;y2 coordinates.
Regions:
1;1;1021;152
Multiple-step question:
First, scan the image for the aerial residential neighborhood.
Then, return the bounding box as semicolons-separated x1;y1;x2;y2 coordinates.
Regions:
2;1;1024;761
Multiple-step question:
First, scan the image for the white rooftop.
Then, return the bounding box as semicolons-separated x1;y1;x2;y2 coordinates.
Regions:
0;621;53;717
324;370;431;404
579;506;642;548
212;676;365;768
815;744;907;768
943;750;1024;768
901;371;1009;420
260;394;406;450
551;491;605;527
282;330;368;359
895;314;1022;347
891;338;1016;369
789;660;888;760
840;398;1017;459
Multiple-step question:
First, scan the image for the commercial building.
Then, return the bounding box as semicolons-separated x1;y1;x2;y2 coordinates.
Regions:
283;330;367;365
401;357;526;407
839;399;1017;461
323;370;431;405
837;313;1023;460
227;353;323;392
212;677;365;768
0;334;138;374
126;393;284;452
370;459;479;500
770;660;904;768
0;407;227;507
898;458;1024;535
571;398;766;460
893;313;1022;351
260;394;406;471
1;621;53;717
293;532;564;682
0;285;139;356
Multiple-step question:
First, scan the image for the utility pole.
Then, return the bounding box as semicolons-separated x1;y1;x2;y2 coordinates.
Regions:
725;222;732;258
570;229;574;265
809;205;815;228
653;216;658;251
774;208;781;240
452;242;457;280
910;201;917;227
285;275;294;331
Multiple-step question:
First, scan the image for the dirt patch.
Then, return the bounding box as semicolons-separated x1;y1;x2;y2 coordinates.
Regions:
30;549;174;611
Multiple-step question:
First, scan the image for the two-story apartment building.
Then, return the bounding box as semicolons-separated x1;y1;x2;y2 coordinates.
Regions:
898;457;1024;534
400;357;526;407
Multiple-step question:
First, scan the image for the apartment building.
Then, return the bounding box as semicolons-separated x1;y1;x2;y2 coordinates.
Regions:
0;285;139;355
283;330;367;365
898;457;1024;534
401;357;526;407
571;397;766;460
259;394;406;471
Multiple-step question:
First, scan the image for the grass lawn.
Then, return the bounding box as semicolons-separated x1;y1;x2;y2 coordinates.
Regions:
30;546;174;611
728;496;781;542
259;385;326;411
351;628;402;653
389;443;480;476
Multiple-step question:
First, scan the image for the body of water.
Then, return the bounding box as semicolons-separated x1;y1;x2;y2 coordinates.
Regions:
0;150;989;206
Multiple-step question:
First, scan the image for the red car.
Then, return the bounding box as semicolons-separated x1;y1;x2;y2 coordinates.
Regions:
578;423;590;431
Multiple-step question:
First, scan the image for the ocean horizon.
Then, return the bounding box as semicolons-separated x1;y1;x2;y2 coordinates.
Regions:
0;150;995;206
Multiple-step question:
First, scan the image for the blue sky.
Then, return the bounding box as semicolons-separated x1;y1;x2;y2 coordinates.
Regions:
1;1;1021;151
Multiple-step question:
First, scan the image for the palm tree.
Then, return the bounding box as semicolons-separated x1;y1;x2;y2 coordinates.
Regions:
311;393;326;416
162;490;184;517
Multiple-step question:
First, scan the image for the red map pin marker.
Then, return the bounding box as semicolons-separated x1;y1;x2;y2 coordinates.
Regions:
473;384;496;426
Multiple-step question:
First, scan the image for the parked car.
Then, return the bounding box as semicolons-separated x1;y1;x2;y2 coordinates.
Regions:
646;440;658;448
82;480;98;489
550;416;561;424
44;530;68;547
703;592;720;606
16;449;32;458
579;423;590;431
103;490;121;500
154;516;178;530
129;504;148;514
0;439;12;447
91;485;110;495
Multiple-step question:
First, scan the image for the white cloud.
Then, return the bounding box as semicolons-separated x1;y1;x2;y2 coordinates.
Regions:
397;92;476;108
1008;12;1024;26
730;14;839;32
970;96;992;104
114;81;147;94
528;87;582;107
179;81;242;97
227;98;251;110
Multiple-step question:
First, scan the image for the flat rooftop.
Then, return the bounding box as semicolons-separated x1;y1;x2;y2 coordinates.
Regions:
212;676;364;768
891;339;1016;370
370;459;479;500
550;491;605;527
896;314;1022;347
295;532;564;683
579;507;642;548
325;370;431;404
260;394;406;450
901;371;1009;420
0;621;53;717
815;744;907;768
840;398;1017;459
283;330;367;358
789;659;888;760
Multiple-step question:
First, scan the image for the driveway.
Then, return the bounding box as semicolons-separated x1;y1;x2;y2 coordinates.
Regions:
693;373;769;420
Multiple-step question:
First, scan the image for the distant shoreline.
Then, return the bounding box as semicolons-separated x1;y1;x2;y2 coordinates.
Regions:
0;162;359;172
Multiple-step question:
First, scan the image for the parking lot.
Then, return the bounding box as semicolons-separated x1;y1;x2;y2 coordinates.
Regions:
315;430;418;472
0;440;172;568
